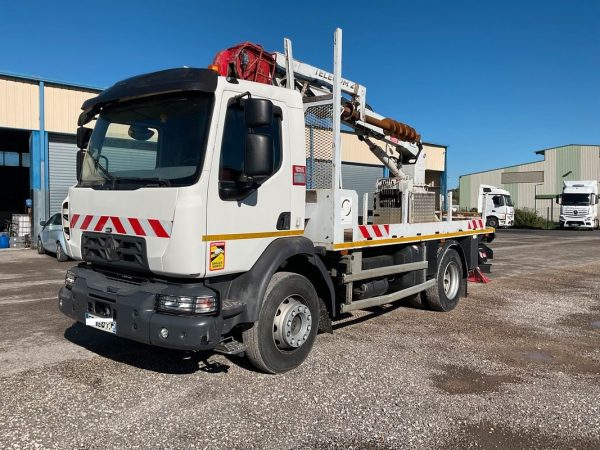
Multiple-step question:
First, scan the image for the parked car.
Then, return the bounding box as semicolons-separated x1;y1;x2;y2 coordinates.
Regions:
37;213;69;261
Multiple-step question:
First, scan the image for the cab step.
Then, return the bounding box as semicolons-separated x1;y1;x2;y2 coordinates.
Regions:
214;337;247;355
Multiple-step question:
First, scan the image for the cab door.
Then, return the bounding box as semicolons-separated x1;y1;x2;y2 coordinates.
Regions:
205;92;293;276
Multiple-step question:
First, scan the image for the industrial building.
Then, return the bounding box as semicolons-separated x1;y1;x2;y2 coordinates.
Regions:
0;70;447;240
459;144;600;221
0;72;100;239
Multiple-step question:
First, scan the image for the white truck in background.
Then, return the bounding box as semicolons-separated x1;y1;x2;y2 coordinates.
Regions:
557;180;599;229
478;185;514;229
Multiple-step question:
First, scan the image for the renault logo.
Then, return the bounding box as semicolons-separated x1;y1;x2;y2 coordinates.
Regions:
104;236;120;261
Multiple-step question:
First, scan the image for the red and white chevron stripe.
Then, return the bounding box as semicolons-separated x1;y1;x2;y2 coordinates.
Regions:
70;214;172;238
467;219;485;230
358;224;390;240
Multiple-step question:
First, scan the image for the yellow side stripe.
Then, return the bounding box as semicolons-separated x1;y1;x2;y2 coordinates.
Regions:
201;227;494;247
332;228;495;250
202;229;304;242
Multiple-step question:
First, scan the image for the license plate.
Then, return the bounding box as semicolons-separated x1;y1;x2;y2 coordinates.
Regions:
85;313;117;334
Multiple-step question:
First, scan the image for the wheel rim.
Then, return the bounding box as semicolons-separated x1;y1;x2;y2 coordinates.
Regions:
272;296;312;350
443;261;460;300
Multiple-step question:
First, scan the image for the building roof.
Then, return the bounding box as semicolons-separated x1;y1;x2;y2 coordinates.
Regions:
459;144;600;178
0;70;103;92
535;144;600;155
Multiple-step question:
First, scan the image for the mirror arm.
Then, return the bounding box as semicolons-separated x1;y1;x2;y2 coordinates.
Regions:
234;91;252;103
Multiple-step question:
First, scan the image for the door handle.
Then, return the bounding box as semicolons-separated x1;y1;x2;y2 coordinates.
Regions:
276;212;291;230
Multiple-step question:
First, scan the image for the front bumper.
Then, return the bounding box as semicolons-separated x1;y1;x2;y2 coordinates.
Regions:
58;266;222;351
560;219;594;229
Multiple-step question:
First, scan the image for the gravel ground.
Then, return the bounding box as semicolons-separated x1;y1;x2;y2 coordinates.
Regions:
0;229;599;449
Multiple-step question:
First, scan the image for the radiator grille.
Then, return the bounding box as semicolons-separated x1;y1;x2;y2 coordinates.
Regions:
81;233;148;271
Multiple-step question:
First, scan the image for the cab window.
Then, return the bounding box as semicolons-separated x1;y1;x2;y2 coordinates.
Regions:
492;195;504;207
219;103;283;187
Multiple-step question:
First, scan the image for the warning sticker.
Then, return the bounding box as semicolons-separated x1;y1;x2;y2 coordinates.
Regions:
209;242;225;271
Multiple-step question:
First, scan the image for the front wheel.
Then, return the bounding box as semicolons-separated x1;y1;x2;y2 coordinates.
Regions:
243;272;320;374
486;216;499;229
421;248;465;312
37;238;45;255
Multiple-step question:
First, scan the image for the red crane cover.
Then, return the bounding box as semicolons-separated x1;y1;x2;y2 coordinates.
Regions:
212;42;276;85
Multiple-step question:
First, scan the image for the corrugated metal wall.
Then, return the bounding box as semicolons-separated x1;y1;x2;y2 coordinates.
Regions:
0;77;98;133
44;85;98;134
459;145;600;221
48;138;77;214
0;78;39;130
341;133;446;171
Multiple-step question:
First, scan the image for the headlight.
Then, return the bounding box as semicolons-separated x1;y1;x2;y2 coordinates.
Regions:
156;294;217;315
585;216;592;220
65;270;76;290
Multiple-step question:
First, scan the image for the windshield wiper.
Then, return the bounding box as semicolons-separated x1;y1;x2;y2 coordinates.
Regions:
114;177;172;187
92;158;115;183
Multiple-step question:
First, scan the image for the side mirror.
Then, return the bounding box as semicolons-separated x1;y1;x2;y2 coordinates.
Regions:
39;220;46;226
76;150;85;182
555;194;561;205
77;126;93;150
245;134;274;177
245;98;273;128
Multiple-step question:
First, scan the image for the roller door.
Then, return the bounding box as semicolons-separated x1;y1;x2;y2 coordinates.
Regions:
341;163;384;216
48;138;77;215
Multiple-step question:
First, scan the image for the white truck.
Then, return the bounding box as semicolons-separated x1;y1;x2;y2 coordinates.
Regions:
58;29;494;373
478;185;514;229
557;180;599;229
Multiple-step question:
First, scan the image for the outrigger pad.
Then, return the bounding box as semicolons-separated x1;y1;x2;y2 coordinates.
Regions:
467;268;491;284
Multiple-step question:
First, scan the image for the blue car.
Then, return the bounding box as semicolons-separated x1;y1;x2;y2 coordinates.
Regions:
37;213;69;261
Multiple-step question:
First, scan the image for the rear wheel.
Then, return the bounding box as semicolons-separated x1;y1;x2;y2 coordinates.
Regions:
37;238;45;255
56;242;68;262
421;248;464;312
243;272;319;374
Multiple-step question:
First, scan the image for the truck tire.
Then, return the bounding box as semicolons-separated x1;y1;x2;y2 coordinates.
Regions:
242;272;319;374
486;216;499;229
421;248;464;312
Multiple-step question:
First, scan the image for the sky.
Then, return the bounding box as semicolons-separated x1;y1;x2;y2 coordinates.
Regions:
1;0;599;187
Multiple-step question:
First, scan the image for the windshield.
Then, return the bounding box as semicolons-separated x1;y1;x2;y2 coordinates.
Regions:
563;193;591;206
504;195;514;207
80;94;213;188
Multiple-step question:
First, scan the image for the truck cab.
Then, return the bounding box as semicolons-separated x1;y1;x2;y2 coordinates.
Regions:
557;180;599;229
478;185;514;229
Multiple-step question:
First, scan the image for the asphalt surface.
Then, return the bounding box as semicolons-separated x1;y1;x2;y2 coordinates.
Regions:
1;229;599;449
